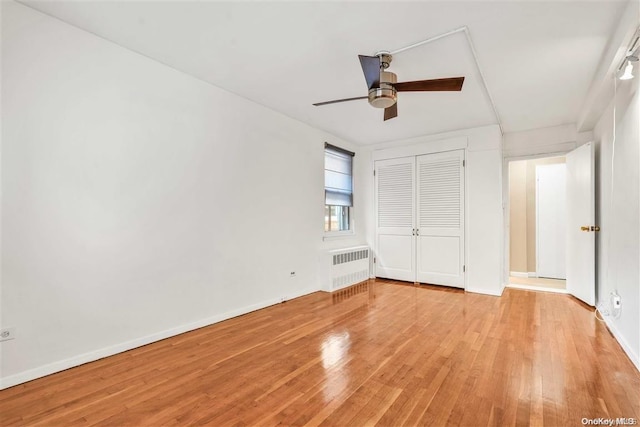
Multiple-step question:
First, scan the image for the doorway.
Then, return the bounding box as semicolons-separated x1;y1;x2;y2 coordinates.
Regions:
507;156;567;292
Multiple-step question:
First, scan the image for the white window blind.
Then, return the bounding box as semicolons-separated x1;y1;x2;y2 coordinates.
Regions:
325;143;354;207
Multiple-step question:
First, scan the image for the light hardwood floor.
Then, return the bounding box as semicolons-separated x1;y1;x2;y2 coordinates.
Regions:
1;279;639;426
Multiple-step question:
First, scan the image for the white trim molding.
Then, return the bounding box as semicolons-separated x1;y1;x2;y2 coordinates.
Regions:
372;136;468;161
467;286;504;297
507;283;568;295
510;271;528;278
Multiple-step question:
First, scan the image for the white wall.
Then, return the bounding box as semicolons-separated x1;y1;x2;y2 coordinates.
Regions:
503;123;593;158
367;125;504;296
464;126;504;296
593;75;639;370
583;0;640;371
0;2;368;388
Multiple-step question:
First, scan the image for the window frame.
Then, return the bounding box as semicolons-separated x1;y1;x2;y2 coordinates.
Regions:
324;204;351;231
324;143;355;238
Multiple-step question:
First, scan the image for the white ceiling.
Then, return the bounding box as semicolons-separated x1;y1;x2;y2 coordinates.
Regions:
21;0;627;145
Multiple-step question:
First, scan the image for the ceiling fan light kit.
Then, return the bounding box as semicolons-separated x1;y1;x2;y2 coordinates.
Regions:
368;70;397;109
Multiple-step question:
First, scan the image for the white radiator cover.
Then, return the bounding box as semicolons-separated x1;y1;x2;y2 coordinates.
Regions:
326;245;371;292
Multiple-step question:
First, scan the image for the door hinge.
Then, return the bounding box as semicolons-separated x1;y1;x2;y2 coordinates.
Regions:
373;169;376;176
373;257;376;264
463;265;466;273
462;160;465;167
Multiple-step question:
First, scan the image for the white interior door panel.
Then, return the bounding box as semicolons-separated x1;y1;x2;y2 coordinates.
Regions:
416;150;465;287
566;143;595;306
375;157;415;282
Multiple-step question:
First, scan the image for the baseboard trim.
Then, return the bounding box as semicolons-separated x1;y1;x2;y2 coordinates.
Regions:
603;317;640;372
0;286;319;390
466;287;504;297
510;272;538;278
507;283;568;294
509;271;528;278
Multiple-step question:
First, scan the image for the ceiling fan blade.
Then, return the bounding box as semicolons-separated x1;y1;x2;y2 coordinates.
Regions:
358;55;381;89
313;96;368;106
394;77;465;92
384;103;397;121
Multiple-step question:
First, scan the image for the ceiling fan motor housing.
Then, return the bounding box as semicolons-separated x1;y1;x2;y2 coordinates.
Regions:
368;71;397;108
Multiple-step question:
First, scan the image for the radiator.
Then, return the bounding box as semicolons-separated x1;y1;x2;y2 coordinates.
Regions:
327;246;370;292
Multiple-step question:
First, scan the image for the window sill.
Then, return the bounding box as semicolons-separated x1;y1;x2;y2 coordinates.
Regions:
323;231;355;241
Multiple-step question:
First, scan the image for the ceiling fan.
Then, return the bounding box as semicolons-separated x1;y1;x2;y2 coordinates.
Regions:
313;52;465;121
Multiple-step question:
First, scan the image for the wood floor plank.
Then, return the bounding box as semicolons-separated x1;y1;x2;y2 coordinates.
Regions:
1;280;639;426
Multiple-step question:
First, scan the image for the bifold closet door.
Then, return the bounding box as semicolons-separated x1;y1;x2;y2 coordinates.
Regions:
416;150;465;287
375;157;415;282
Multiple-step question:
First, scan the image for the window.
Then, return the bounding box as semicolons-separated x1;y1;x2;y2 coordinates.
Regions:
324;143;354;233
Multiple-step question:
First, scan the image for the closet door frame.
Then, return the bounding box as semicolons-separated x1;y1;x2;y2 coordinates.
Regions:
372;138;467;290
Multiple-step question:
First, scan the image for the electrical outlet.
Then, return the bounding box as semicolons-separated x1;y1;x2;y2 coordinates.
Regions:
0;327;16;342
612;293;621;309
290;271;296;277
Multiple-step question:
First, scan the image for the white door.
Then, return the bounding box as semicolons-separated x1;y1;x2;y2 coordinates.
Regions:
536;163;567;279
566;143;595;306
375;157;416;282
416;150;465;287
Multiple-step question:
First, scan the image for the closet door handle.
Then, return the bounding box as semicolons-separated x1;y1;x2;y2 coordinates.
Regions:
412;229;416;236
416;229;420;236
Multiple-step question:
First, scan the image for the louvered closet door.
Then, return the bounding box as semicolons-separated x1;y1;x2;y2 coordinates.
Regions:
416;150;465;287
375;157;416;282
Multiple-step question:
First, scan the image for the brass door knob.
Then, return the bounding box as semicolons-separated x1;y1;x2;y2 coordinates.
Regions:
591;226;600;232
581;226;590;231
